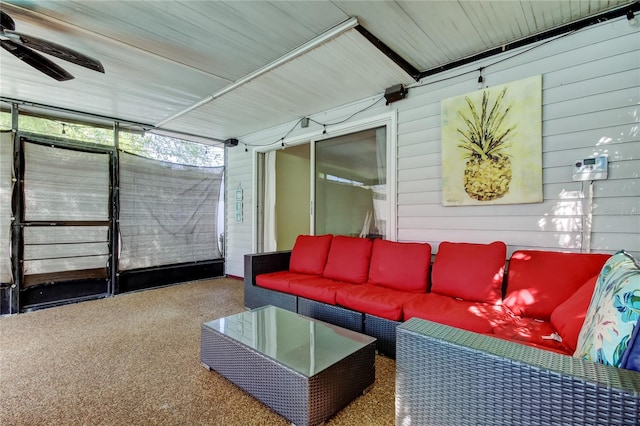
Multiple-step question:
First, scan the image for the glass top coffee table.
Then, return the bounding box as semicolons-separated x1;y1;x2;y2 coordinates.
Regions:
201;305;376;425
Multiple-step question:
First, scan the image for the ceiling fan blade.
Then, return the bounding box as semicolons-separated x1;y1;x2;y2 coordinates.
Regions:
4;31;104;73
0;11;15;31
1;39;74;81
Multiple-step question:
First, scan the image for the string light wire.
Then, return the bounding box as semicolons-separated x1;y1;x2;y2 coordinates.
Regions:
241;95;385;149
240;24;583;150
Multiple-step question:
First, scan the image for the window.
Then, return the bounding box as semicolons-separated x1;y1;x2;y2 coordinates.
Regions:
119;131;223;167
19;115;114;146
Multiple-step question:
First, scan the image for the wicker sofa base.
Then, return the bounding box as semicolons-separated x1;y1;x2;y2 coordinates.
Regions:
244;283;297;312
396;318;640;426
201;314;376;426
364;314;400;359
297;297;364;333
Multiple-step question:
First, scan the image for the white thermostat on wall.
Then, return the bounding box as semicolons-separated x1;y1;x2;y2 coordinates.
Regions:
572;155;608;181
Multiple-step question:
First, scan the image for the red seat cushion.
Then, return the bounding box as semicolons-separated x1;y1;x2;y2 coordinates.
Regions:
322;236;373;284
430;241;506;304
289;234;333;275
289;277;353;305
256;271;315;293
550;275;597;352
367;239;431;292
503;251;610;320
493;317;571;355
403;293;510;334
491;333;572;355
335;284;418;321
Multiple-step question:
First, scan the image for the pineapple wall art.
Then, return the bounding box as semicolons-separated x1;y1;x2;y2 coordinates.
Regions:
441;75;543;206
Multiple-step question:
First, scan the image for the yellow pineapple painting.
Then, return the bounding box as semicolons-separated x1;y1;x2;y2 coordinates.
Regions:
441;75;543;206
458;88;515;201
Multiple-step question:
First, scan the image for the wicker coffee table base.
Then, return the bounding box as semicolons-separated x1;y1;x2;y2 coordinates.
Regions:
201;322;376;426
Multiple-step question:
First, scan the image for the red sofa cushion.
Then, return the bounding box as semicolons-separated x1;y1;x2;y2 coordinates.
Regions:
493;317;571;355
430;241;506;304
289;234;333;275
322;236;373;284
335;284;418;321
367;239;431;292
403;293;510;334
256;271;315;293
503;251;610;320
550;275;598;352
289;277;353;305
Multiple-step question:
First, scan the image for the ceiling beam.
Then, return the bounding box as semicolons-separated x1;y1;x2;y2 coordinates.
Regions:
354;25;420;81
418;0;640;79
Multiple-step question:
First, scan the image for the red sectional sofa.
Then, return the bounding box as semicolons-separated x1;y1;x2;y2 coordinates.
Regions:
244;234;611;358
245;237;640;424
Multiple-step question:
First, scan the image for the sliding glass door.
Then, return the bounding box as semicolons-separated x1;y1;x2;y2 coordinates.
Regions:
258;112;395;251
314;127;387;239
258;144;311;252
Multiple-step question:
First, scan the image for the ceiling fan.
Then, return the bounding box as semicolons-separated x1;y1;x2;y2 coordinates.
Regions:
0;10;104;81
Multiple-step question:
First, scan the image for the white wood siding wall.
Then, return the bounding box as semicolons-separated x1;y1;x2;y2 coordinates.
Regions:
225;18;639;278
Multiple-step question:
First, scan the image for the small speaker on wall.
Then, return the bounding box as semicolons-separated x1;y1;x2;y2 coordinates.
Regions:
224;138;239;147
384;84;407;105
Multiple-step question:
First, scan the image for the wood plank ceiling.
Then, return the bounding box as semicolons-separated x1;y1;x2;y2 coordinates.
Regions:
0;1;635;144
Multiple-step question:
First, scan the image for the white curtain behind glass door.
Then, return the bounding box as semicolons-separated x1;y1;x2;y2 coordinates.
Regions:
263;151;277;252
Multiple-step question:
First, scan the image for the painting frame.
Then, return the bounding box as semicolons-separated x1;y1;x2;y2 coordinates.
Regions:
441;75;543;206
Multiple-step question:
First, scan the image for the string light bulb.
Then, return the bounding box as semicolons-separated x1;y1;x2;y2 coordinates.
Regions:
627;10;637;27
477;67;485;89
61;123;66;134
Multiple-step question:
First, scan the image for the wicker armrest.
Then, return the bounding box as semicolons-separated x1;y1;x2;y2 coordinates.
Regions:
244;250;292;284
243;251;294;310
396;317;640;426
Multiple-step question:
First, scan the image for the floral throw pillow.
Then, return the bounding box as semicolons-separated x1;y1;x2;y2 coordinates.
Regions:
574;251;640;367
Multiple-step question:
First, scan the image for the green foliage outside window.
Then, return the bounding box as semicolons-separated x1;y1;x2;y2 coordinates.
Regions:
18;115;114;146
0;111;10;130
1;111;223;167
119;131;223;167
